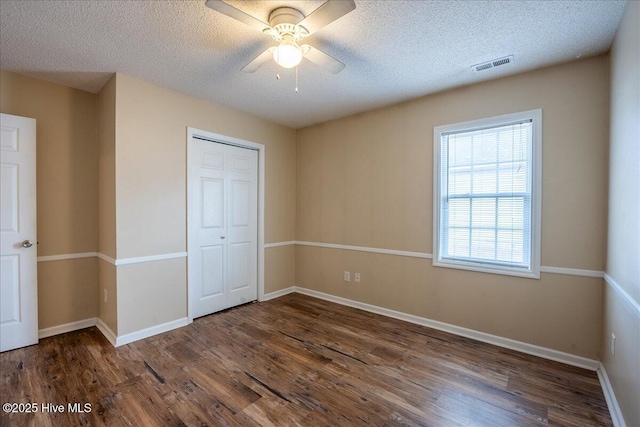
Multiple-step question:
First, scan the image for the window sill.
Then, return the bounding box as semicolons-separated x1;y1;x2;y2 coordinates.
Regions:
433;259;540;279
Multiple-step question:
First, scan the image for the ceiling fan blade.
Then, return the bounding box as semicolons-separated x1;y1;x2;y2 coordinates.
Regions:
302;45;345;74
242;47;276;73
298;0;356;35
205;0;270;33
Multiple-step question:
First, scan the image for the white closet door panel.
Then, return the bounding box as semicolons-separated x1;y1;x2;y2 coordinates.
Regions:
201;245;224;297
189;139;257;318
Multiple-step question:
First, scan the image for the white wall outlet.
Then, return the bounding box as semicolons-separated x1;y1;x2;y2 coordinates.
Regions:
354;273;361;283
344;271;350;282
610;333;616;356
104;289;108;303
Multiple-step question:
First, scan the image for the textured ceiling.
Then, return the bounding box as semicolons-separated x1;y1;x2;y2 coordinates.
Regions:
0;0;626;129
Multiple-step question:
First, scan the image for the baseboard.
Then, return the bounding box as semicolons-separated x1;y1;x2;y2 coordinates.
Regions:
96;318;118;346
262;286;296;301
597;363;627;427
114;317;191;347
38;318;98;339
292;286;599;371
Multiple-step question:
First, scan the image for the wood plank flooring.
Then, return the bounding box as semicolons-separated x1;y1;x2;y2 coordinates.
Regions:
1;293;612;426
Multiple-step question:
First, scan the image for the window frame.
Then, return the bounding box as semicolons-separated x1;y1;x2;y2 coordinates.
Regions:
432;109;542;279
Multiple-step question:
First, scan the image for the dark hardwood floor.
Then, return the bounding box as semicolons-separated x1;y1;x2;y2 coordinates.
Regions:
1;293;612;426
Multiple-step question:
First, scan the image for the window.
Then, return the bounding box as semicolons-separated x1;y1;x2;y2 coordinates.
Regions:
433;110;542;278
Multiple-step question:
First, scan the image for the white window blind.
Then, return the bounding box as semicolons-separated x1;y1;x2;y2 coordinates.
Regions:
433;110;541;278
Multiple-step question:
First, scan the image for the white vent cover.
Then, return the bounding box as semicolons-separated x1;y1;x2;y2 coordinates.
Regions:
471;55;515;72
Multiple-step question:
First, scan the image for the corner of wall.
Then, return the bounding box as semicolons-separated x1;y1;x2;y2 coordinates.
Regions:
602;1;640;426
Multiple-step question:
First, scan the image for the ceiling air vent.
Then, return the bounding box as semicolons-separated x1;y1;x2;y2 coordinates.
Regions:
471;55;514;72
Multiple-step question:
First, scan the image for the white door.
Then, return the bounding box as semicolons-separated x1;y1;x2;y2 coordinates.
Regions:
188;138;258;319
0;113;37;352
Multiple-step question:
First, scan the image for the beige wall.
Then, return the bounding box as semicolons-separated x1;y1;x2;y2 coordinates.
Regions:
37;258;98;328
265;245;296;294
117;259;187;335
602;285;639;426
0;71;98;256
296;55;610;359
97;75;118;332
98;260;117;333
97;75;117;259
112;73;296;334
606;1;640;302
0;71;99;329
602;1;640;425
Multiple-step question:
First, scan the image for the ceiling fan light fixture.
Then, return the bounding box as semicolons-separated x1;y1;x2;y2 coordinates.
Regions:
205;0;356;74
273;36;302;68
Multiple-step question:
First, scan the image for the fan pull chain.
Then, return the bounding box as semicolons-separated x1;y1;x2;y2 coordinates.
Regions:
276;72;280;80
295;66;299;93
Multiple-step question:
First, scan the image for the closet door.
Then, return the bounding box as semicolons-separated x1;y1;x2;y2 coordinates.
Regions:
225;144;258;308
188;139;257;319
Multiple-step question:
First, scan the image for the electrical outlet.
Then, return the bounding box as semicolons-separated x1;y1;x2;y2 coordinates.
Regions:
344;271;350;282
354;273;360;283
610;333;616;356
104;289;108;303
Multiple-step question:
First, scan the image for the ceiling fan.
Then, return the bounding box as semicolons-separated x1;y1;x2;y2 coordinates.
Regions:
205;0;356;74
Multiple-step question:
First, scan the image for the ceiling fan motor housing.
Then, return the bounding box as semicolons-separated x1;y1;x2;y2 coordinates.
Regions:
267;7;308;41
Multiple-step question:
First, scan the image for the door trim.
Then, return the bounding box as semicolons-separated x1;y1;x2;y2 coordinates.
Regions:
186;127;265;321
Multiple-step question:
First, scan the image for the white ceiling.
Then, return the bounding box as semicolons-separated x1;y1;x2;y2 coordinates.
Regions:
0;0;626;129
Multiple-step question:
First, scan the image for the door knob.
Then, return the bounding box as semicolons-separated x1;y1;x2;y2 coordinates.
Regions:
22;240;33;248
